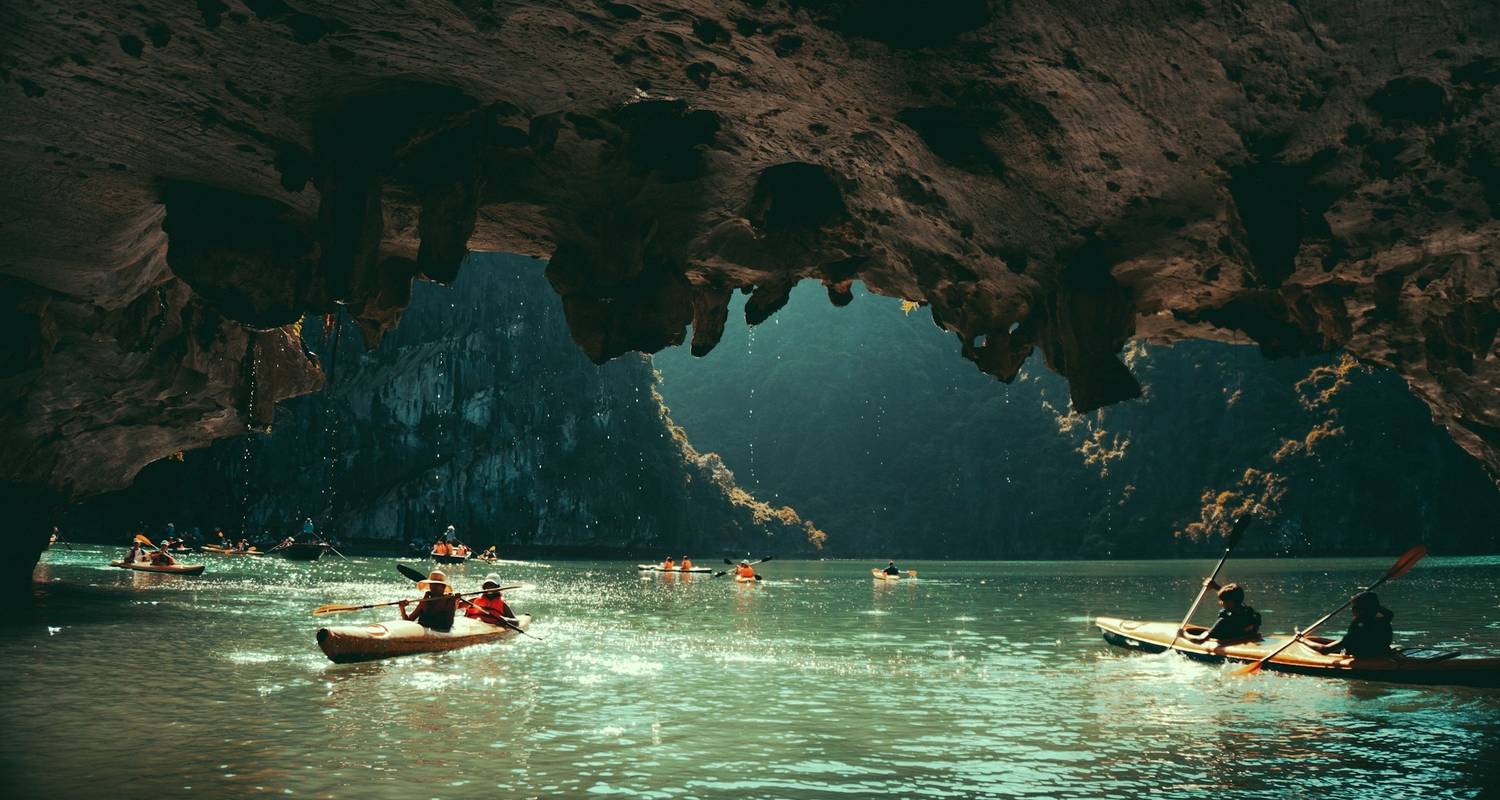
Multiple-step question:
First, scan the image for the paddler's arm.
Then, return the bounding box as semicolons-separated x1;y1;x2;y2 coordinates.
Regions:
398;599;420;621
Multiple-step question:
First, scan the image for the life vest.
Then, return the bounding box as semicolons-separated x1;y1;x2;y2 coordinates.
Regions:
681;559;693;570
465;593;511;623
736;564;755;578
662;559;675;570
433;542;450;555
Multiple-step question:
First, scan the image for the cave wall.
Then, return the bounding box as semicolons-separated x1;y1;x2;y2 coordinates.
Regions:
656;283;1500;558
66;254;821;555
2;1;1499;556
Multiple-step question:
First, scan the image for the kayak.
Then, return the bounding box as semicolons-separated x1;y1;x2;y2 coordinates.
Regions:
637;564;714;573
871;568;901;581
279;542;330;561
316;614;533;664
110;560;206;576
432;552;469;564
735;575;760;584
202;545;263;556
1096;617;1500;688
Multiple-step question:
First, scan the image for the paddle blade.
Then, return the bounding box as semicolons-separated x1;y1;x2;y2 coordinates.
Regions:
760;555;775;563
1225;515;1253;549
134;534;154;546
396;563;426;583
312;604;359;616
1232;659;1265;677
723;558;735;566
1384;545;1428;581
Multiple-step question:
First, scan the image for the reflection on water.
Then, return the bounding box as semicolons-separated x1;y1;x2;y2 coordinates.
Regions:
5;550;1499;798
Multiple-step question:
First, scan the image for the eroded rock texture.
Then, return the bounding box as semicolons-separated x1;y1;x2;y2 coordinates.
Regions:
2;1;1498;539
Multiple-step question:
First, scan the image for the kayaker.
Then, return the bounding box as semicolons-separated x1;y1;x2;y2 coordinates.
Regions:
1306;592;1396;658
149;547;177;567
399;570;457;632
481;545;498;560
735;560;756;580
882;560;901;576
303;517;316;536
123;539;146;564
433;540;451;557
1183;582;1261;644
680;556;693;570
463;573;514;626
662;556;676;571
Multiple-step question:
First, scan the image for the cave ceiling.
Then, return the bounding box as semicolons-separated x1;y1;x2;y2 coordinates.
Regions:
1;0;1497;500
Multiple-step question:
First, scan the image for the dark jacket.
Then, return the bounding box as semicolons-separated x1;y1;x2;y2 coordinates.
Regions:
1330;608;1395;658
1204;605;1262;642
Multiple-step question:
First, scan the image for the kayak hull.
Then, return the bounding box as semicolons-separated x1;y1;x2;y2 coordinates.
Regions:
637;564;713;573
110;560;206;576
316;614;533;664
871;568;900;581
734;575;760;584
280;543;329;561
1096;617;1500;688
431;553;469;564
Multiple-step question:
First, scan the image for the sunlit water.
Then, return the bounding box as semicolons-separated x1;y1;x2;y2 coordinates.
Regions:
6;550;1500;798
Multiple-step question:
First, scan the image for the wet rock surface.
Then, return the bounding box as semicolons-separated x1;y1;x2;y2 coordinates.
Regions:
2;1;1498;528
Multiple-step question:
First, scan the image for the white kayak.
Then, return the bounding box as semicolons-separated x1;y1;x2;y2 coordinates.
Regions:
872;568;901;581
637;564;714;573
316;614;533;663
110;560;206;576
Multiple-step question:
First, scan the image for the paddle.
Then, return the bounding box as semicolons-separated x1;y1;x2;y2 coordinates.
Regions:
1168;515;1253;652
718;555;774;580
1233;545;1427;677
394;563;543;641
312;585;522;615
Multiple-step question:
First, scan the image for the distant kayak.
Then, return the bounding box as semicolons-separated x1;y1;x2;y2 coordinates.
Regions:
637;564;713;574
432;552;469;564
316;614;533;663
871;569;901;581
201;545;263;556
1096;617;1500;688
278;542;330;561
110;560;206;576
735;575;760;584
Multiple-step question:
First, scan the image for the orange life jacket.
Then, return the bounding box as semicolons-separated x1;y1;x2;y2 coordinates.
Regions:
662;559;675;570
465;593;511;623
434;542;450;555
681;559;693;570
736;564;755;578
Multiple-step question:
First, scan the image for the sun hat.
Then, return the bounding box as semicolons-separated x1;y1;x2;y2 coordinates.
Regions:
417;569;451;592
481;573;502;589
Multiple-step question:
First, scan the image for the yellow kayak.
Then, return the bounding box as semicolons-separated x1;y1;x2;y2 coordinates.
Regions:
871;568;901;581
1096;617;1500;687
110;560;206;576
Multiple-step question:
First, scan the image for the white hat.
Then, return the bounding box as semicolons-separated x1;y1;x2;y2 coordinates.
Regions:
417;570;451;592
481;573;502;589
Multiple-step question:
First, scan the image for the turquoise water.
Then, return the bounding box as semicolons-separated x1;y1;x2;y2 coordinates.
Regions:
6;549;1500;798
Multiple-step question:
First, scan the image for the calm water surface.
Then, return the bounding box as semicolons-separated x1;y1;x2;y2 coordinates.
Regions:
6;550;1500;798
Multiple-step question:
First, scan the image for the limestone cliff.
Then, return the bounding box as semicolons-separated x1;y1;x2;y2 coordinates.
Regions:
68;255;822;555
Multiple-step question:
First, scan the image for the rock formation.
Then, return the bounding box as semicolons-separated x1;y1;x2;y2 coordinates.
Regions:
3;2;1498;580
67;255;823;555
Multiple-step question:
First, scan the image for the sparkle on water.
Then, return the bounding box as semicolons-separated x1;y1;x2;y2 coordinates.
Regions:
5;549;1499;798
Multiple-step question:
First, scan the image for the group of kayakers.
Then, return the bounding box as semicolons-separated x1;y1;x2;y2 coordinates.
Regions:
658;555;695;571
121;538;178;567
1185;579;1395;657
399;570;516;631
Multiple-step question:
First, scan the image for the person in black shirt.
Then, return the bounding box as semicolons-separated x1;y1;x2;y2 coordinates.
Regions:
1184;582;1262;644
1308;592;1394;658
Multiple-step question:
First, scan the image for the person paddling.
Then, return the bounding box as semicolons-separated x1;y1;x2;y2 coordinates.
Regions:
735;559;756;580
433;539;451;557
882;560;901;576
399;570;457;632
1183;582;1261;644
463;573;515;626
123;538;147;565
1306;592;1395;658
680;556;693;571
662;556;676;571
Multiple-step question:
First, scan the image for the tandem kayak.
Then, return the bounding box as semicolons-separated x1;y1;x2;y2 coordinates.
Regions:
637;564;714;574
316;614;533;664
1096;617;1500;688
110;560;206;576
